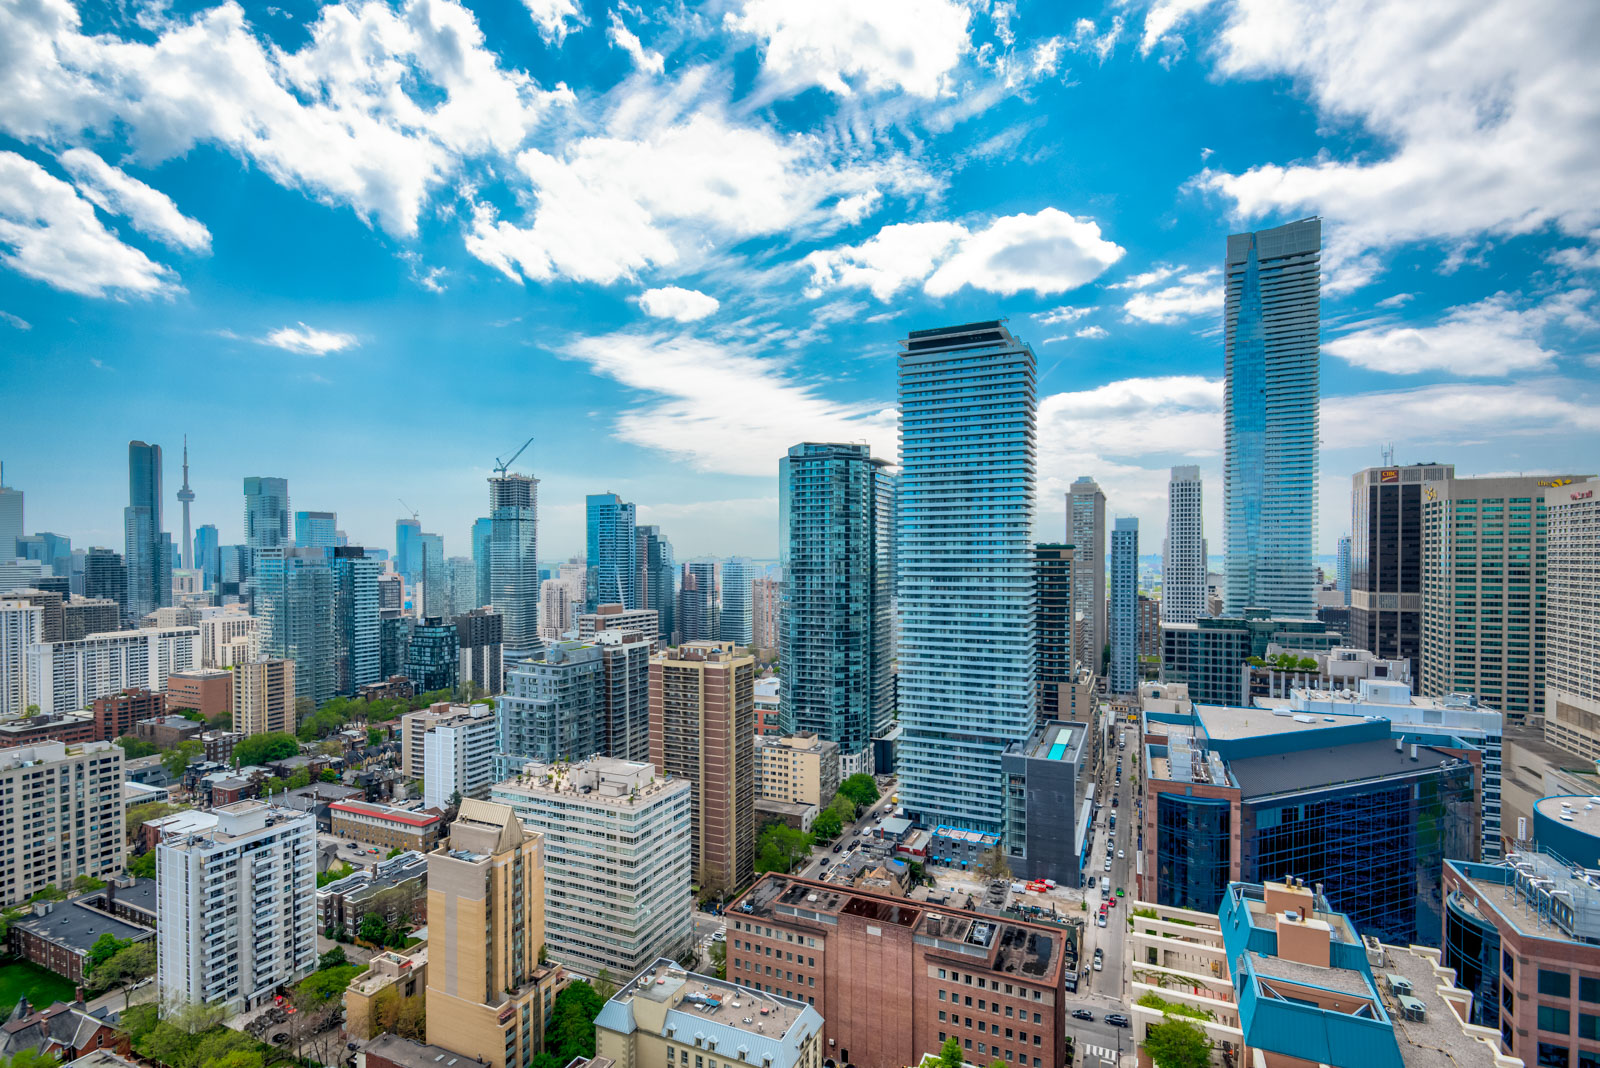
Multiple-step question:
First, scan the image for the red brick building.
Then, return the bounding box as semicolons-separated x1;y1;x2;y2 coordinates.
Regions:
91;689;164;741
0;713;97;749
0;1000;131;1061
728;875;1069;1068
165;668;233;720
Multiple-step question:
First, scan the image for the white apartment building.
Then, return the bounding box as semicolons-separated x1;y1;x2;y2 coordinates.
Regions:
1163;465;1207;625
1545;478;1600;761
155;801;317;1013
26;626;199;715
0;741;124;905
198;607;258;668
576;606;660;645
491;757;692;975
400;701;492;778
421;704;498;809
0;598;43;716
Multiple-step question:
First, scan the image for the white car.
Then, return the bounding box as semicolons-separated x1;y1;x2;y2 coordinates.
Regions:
1117;850;1125;859
1104;859;1112;871
1093;957;1103;972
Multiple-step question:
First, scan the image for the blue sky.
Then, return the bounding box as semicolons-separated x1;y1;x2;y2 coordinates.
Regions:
1;0;1597;562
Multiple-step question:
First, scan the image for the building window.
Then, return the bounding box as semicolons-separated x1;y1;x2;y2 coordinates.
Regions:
1506;950;1517;979
1539;1043;1570;1068
1582;978;1600;1004
1540;1007;1572;1034
1581;1015;1600;1041
1543;971;1574;998
940;1012;947;1022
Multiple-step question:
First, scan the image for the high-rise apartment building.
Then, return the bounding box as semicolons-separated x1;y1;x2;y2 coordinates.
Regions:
395;517;421;584
0;740;123;905
637;525;675;644
576;605;658;645
1542;478;1600;758
419;532;446;619
155;801;317;1011
649;642;755;892
1349;463;1455;675
717;558;755;646
83;548;127;621
421;703;498;808
1034;545;1073;722
489;474;540;664
496;641;604;770
293;510;336;552
254;545;336;708
472;516;493;610
896;322;1036;835
751;575;780;652
0;598;43;716
331;547;382;695
91;687;164;741
457;607;504;696
778;442;894;771
1222;218;1321;619
233;658;294;736
197;605;257;667
195;523;219;590
596;629;653;763
243;475;290;554
1336;534;1351;606
125;440;170;620
537;579;573;641
406;616;458;694
492;757;692;975
585;493;638;612
1163;466;1206;624
1421;473;1587;726
677;560;718;642
425;801;561;1068
1067;476;1106;674
448;556;477;616
1109;517;1139;694
26;626;199;716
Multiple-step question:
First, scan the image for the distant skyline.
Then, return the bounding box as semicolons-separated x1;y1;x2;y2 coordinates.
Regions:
1;0;1596;558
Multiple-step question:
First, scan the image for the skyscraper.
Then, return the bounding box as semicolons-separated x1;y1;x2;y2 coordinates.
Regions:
407;616;458;694
585;493;638;611
1109;517;1139;694
1163;466;1206;624
489;473;540;664
0;465;21;561
637;525;675;643
678;559;718;642
242;476;290;552
1034;544;1073;721
471;516;493;610
331;546;382;696
124;440;168;620
194;523;219;590
1336;534;1352;606
419;532;446;619
1068;476;1106;674
778;442;894;771
83;548;127;620
717;557;755;646
895;321;1036;835
294;510;337;552
1544;478;1600;759
1350;463;1454;674
175;436;195;571
448;555;477;616
394;517;421;583
1223;217;1321;618
254;546;335;708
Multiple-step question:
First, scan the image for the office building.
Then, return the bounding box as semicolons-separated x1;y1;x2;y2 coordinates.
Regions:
1000;720;1086;884
155;801;317;1012
242;476;289;590
194;523;219;590
293;510;336;552
254;546;336;708
406;616;459;694
1223;218;1321;619
124;441;169;620
233;658;294;736
576;605;659;645
751;575;779;653
1543;478;1600;760
727;874;1068;1068
1033;545;1072;722
380;610;412;683
595;960;824;1068
165;667;232;720
753;733;840;808
448;556;477;617
717;557;755;646
1240;642;1410;706
26;626;198;716
0;470;19;560
1068;476;1106;673
425;801;561;1068
471;516;493;611
649;642;755;892
395;518;422;583
1163;466;1207;624
1336;533;1351;606
83;549;127;621
586;493;639;612
0;598;42;716
496;641;603;771
0;741;124;906
677;559;718;642
1139;702;1479;945
779;442;894;771
489;474;540;664
457;607;504;696
416;532;445;619
197;605;257;667
18;532;72;583
421;702;497;808
1349;463;1455;674
897;322;1037;835
1109;517;1139;694
1160;609;1341;706
332;547;383;696
493;757;693;975
1421;473;1588;726
636;525;675;644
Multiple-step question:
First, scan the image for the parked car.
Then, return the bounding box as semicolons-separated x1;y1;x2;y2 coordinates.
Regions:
1092;957;1103;972
832;843;843;853
1106;1014;1130;1028
1095;914;1106;927
1071;1010;1095;1022
1086;876;1096;889
1117;849;1125;859
1103;858;1112;871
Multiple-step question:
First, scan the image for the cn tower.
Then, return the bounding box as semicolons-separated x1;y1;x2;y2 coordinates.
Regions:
176;435;195;570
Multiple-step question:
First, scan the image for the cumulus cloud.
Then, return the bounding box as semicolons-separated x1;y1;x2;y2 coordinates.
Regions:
1069;16;1123;62
1325;291;1594;375
607;11;664;74
726;0;972;98
1121;269;1222;324
1076;325;1109;339
638;286;720;322
807;209;1123;301
0;152;177;297
522;0;585;43
1323;380;1600;448
261;322;359;355
1034;306;1093;325
58;148;211;253
1140;0;1219;55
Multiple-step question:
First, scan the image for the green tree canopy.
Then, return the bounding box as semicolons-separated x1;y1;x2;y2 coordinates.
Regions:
838;773;880;810
161;739;204;779
938;1035;965;1068
755;823;814;874
73;874;106;894
811;808;842;841
114;736;158;759
296;963;360;1004
86;932;130;973
1143;1018;1212;1068
233;731;299;768
546;982;605;1064
286;767;312;790
125;799;187;840
2;1051;63;1068
127;850;156;879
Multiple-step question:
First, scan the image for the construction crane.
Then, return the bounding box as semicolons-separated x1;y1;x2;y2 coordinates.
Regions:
495;435;535;477
398;497;418;522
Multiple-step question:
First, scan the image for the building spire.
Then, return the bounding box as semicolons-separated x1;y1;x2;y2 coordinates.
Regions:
176;433;195;570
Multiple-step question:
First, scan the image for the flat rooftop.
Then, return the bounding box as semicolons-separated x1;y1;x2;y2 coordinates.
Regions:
1196;704;1356;741
1021;722;1085;762
12;899;153;954
1248;951;1373;998
1229;739;1462;799
1379;943;1504;1068
619;960;807;1038
1537;795;1600;839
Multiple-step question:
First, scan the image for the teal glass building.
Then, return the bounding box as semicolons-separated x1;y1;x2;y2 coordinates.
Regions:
254;545;336;707
585;493;639;611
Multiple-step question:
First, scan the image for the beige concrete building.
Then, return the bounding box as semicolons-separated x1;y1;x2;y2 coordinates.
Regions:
198;606;258;668
577;604;660;645
425;800;562;1068
752;576;780;654
0;740;124;906
233;658;294;736
754;733;840;807
344;947;428;1040
1543;477;1600;760
594;961;823;1068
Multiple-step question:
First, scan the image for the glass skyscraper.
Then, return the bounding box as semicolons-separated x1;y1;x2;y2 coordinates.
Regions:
294;510;337;552
717;557;755;646
489;473;540;664
1109;517;1139;694
585;493;639;611
1068;476;1106;674
637;525;675;643
1223;217;1321;618
332;546;382;696
194;524;219;590
778;442;894;770
395;517;421;583
678;559;718;642
124;440;169;620
419;532;446;620
254;545;336;708
243;476;290;551
471;516;493;610
84;547;127;621
895;321;1036;835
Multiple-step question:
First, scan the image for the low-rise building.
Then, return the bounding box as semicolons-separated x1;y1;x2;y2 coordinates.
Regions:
754;733;841;808
164;668;232;720
0;1001;128;1064
357;1034;486;1068
344;949;429;1040
199;729;240;764
7;892;154;983
133;714;202;749
276;781;365;831
330;799;444;854
1159;609;1342;706
0;711;97;748
1241;644;1411;706
317;850;428;932
91;688;164;742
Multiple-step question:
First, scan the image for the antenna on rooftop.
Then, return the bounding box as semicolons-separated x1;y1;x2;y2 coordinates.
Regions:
1380;442;1395;466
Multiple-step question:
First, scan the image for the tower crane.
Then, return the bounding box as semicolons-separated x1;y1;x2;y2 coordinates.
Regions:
495;436;535;477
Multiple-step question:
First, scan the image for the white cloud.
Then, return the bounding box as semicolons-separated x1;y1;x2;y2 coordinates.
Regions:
1034;306;1093;325
0;151;177;297
726;0;972;98
1108;265;1180;290
0;311;31;330
560;331;896;476
1140;0;1219;56
521;0;584;43
803;221;967;300
1552;233;1600;273
1076;325;1109;339
1121;269;1221;324
1323;380;1600;448
261;322;359;355
1031;37;1064;77
58;148;211;253
638;286;720;322
607;12;664;74
1325;291;1594;376
1375;292;1413;309
1069;16;1123;62
1194;0;1600;282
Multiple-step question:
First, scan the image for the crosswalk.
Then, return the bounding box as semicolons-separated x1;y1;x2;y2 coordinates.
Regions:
1078;1044;1119;1066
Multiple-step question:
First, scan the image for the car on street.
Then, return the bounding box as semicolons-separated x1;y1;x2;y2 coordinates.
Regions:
1071;1010;1095;1022
1106;1014;1130;1028
1092;950;1104;972
1117;849;1125;859
1086;876;1096;889
819;857;830;866
832;843;843;852
1095;914;1106;927
1103;859;1111;871
1105;898;1117;908
712;931;725;942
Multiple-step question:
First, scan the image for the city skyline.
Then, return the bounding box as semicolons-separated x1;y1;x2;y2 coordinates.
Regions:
2;0;1595;560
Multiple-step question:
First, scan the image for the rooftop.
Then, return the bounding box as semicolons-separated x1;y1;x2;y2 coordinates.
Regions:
1015;721;1086;762
497;757;684;809
1195;704;1356;741
329;799;441;827
358;1034;488;1068
1376;942;1509;1068
1229;739;1466;799
11;897;153;955
1536;795;1600;839
1453;851;1600;944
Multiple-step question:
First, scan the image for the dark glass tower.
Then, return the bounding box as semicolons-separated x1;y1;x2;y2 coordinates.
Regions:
1349;462;1453;676
637;525;675;643
124;440;168;619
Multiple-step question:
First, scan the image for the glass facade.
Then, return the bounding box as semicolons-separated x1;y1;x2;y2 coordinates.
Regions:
1443;890;1500;1029
395;518;421;582
332;547;382;696
637;525;675;644
294;510;337;552
718;557;755;646
895;321;1037;834
406;616;458;694
1034;545;1072;721
243;475;289;550
585;493;639;612
1156;793;1232;912
679;559;718;642
124;440;168;619
1068;477;1105;672
255;546;336;707
1109;518;1139;694
1164;466;1206;624
1223;219;1319;618
489;474;540;663
496;641;603;769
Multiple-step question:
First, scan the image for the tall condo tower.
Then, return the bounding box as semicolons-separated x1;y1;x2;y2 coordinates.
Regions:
1163;466;1206;624
637;525;675;643
125;440;169;619
1350;462;1454;675
489;472;540;664
0;463;21;560
1109;517;1140;694
585;493;639;612
895;321;1037;835
242;476;290;551
175;436;195;570
1223;217;1321;618
1068;476;1106;673
717;557;755;646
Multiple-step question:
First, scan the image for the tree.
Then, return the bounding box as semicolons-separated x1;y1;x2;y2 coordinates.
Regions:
811;808;842;841
367;727;386;747
233;731;299;768
114;736;158;759
359;912;389;946
827;791;858;823
395;995;426;1041
286;767;311;790
987;1060;1005;1068
92;938;155;1005
708;940;726;980
938;1035;965;1068
3;1051;63;1068
73;874;107;894
546;982;604;1064
162;739;204;779
296;963;360;1005
127;850;156;879
125;799;187;841
320;768;341;783
318;946;348;971
755;823;814;874
86;932;130;973
977;845;1012;882
1143;1018;1212;1068
838;773;880;810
